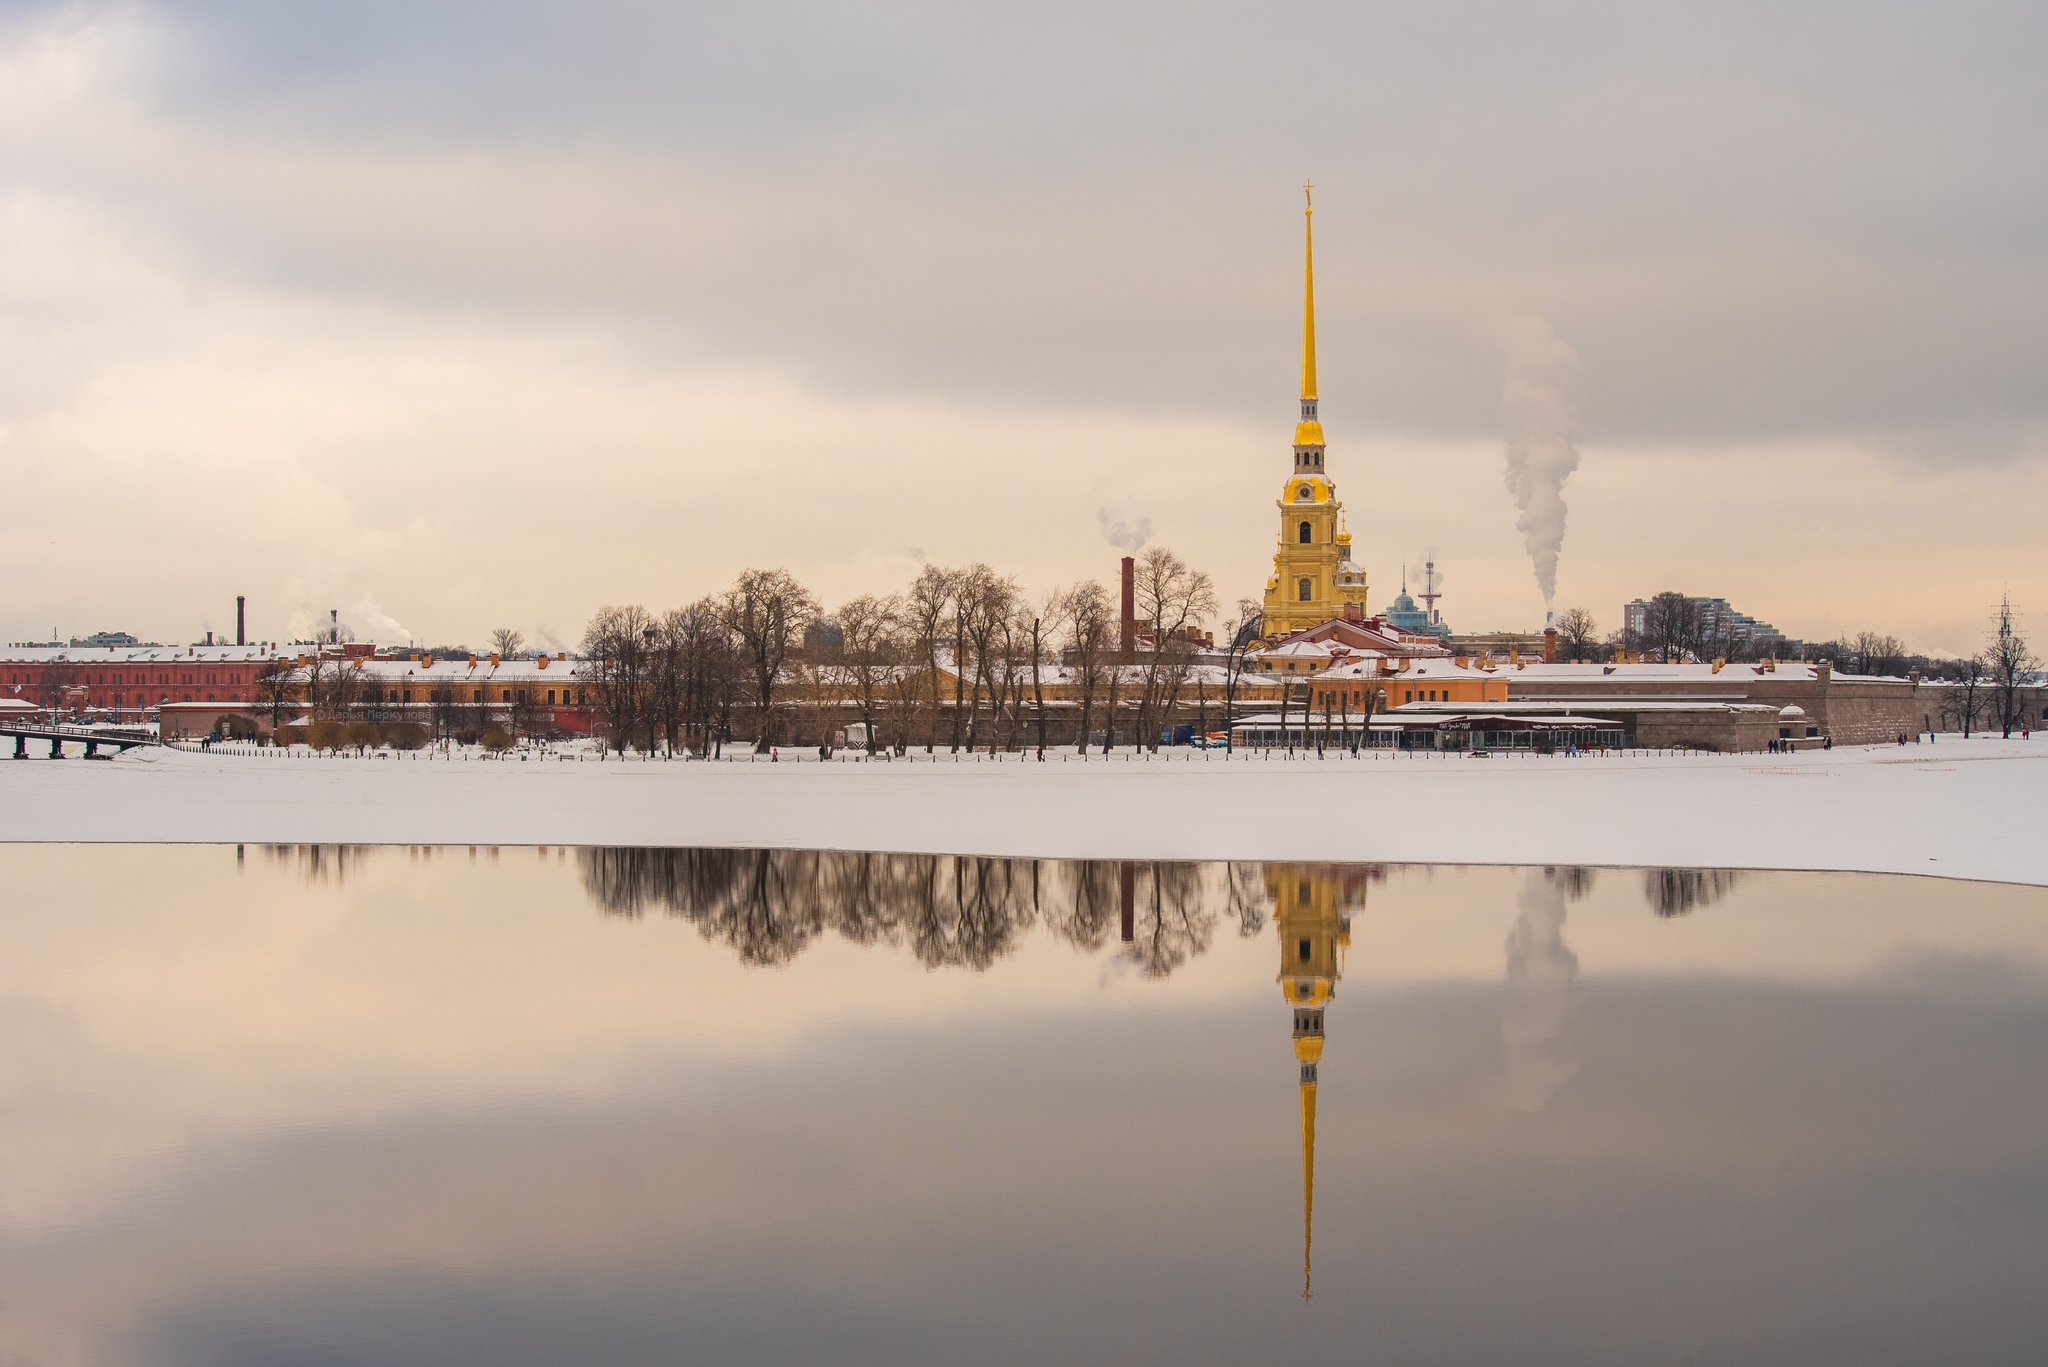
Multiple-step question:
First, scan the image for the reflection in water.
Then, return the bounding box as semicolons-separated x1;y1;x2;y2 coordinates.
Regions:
577;848;1274;974
1268;864;1369;1298
1502;868;1587;1111
1644;867;1743;918
4;847;2048;1364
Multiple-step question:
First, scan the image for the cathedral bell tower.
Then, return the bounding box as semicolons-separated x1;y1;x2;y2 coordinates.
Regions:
1263;184;1369;638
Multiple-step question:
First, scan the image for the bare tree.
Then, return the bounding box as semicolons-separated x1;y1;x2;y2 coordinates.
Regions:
1851;631;1907;677
1642;591;1700;663
955;564;1018;752
1986;594;2039;738
1057;580;1114;753
836;593;903;756
1938;656;1990;738
255;657;300;736
489;627;526;659
902;564;956;753
579;604;654;753
1131;546;1216;750
720;568;818;751
1554;607;1600;662
1219;598;1262;753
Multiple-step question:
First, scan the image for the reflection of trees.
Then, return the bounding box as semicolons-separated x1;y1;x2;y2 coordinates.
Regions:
579;847;824;965
1041;860;1121;951
1226;862;1269;937
577;849;1282;976
1643;868;1742;918
1549;865;1598;902
1122;862;1215;978
261;843;379;885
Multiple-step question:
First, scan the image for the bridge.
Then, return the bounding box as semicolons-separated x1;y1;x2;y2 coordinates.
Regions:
2;721;161;759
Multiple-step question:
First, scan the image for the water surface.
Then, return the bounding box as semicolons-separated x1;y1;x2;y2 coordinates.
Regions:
2;847;2045;1365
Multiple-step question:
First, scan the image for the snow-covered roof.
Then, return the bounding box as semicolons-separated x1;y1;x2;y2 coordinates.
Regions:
0;644;288;664
1392;698;1779;716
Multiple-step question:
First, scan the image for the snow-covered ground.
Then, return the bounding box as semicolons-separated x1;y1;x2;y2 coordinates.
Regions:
2;738;2043;885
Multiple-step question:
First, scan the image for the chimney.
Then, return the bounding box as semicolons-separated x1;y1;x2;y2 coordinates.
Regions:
1817;659;1832;683
1120;556;1136;664
1542;627;1558;664
236;596;246;646
1342;601;1362;624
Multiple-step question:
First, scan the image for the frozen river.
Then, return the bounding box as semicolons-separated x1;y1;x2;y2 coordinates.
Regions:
3;845;2045;1364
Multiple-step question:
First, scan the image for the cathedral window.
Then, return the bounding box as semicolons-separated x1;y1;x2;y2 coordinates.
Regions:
1297;578;1312;601
1298;521;1312;544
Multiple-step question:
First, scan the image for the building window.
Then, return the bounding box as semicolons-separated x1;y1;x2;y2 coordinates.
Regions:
1298;938;1312;961
547;690;556;704
1405;690;1413;703
473;689;482;703
503;689;512;703
1298;521;1312;544
1298;578;1312;601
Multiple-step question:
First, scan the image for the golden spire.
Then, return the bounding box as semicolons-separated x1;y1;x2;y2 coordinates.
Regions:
1292;183;1325;448
1301;181;1317;402
1301;1067;1317;1300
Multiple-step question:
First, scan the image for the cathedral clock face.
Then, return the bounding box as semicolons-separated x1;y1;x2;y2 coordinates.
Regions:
1297;484;1313;501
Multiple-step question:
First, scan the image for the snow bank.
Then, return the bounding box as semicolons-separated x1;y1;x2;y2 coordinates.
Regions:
2;739;2043;886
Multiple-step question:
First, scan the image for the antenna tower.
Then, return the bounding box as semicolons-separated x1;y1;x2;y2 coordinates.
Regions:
1419;558;1442;626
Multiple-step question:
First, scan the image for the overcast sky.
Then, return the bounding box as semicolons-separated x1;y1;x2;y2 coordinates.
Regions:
2;0;2042;653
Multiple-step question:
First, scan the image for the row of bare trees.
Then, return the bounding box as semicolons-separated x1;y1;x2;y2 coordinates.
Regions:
578;548;1245;754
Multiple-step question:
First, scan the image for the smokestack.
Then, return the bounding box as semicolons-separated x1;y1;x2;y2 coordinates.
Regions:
1120;556;1136;663
1543;628;1557;664
236;596;245;646
1120;861;1135;943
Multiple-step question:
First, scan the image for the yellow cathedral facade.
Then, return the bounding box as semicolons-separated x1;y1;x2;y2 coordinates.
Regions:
1262;186;1370;638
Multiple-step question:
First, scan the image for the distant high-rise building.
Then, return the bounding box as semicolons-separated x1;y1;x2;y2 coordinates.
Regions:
1624;596;1789;649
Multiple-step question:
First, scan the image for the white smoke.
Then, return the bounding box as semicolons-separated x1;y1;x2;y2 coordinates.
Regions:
1502;867;1583;1112
1497;315;1583;611
345;594;412;644
1097;509;1152;552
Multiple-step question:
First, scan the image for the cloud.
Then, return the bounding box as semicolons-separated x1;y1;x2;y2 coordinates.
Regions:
0;2;2045;648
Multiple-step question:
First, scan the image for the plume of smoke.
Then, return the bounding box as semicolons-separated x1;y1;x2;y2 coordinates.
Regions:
1502;867;1584;1112
345;594;412;644
1097;509;1152;553
1497;315;1582;610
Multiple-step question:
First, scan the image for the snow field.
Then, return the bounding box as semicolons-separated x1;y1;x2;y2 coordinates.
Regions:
1;737;2041;885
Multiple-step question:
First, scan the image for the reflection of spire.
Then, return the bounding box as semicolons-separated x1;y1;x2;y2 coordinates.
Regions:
1271;863;1358;1304
1300;1060;1317;1299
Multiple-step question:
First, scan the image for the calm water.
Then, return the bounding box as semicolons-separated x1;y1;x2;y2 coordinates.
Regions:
2;848;2046;1366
